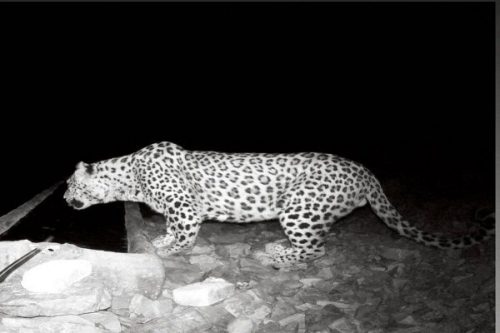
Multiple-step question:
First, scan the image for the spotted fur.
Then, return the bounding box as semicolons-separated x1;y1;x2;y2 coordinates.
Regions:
64;142;494;267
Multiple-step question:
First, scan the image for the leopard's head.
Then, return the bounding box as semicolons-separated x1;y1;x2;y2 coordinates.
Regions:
63;162;110;210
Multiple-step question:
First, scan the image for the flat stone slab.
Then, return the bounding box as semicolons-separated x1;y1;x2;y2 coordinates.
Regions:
0;275;111;317
0;240;165;299
129;294;174;323
1;313;121;333
173;277;235;307
223;290;271;323
21;259;92;293
227;317;254;333
126;308;213;333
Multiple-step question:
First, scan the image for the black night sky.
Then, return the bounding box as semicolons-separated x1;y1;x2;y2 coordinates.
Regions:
0;3;494;218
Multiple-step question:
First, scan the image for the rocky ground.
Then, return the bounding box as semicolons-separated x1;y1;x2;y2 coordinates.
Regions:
0;175;495;333
132;220;493;331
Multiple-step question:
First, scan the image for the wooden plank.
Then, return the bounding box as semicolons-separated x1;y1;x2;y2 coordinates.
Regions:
0;181;64;237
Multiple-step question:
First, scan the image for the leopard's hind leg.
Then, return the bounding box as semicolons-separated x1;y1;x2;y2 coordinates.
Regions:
268;175;363;268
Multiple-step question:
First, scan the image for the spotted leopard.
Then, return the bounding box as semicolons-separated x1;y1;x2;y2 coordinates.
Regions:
63;142;494;267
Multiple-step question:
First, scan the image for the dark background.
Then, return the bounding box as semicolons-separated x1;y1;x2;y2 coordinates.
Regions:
0;3;494;217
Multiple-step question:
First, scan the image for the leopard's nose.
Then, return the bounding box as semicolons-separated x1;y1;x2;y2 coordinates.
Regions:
69;199;84;209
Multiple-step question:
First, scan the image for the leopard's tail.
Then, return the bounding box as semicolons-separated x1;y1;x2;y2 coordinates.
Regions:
366;175;494;249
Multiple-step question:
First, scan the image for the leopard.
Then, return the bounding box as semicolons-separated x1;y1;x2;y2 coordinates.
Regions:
63;141;494;267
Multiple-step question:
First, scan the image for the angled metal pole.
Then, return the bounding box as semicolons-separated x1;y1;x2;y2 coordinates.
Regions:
0;180;64;237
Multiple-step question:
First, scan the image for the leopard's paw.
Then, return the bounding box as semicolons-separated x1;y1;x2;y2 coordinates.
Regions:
151;233;176;248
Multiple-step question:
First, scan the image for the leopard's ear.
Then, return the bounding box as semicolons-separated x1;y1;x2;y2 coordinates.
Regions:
76;161;86;169
76;161;94;176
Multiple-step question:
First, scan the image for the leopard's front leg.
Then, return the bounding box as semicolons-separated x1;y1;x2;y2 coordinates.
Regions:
152;206;202;258
151;226;176;248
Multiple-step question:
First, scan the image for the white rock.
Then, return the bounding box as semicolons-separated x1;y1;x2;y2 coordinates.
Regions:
271;299;296;321
190;244;215;255
79;247;165;299
224;290;271;323
299;278;323;288
129;294;174;323
223;243;252;258
328;317;356;333
2;315;105;333
129;308;214;333
163;264;206;290
1;241;165;299
279;312;305;326
227;317;254;333
316;300;352;309
317;267;334;280
173;277;235;306
162;289;173;298
189;255;223;271
0;276;111;317
81;312;122;333
111;295;132;316
279;313;306;333
21;259;92;293
398;315;418;325
295;303;322;311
